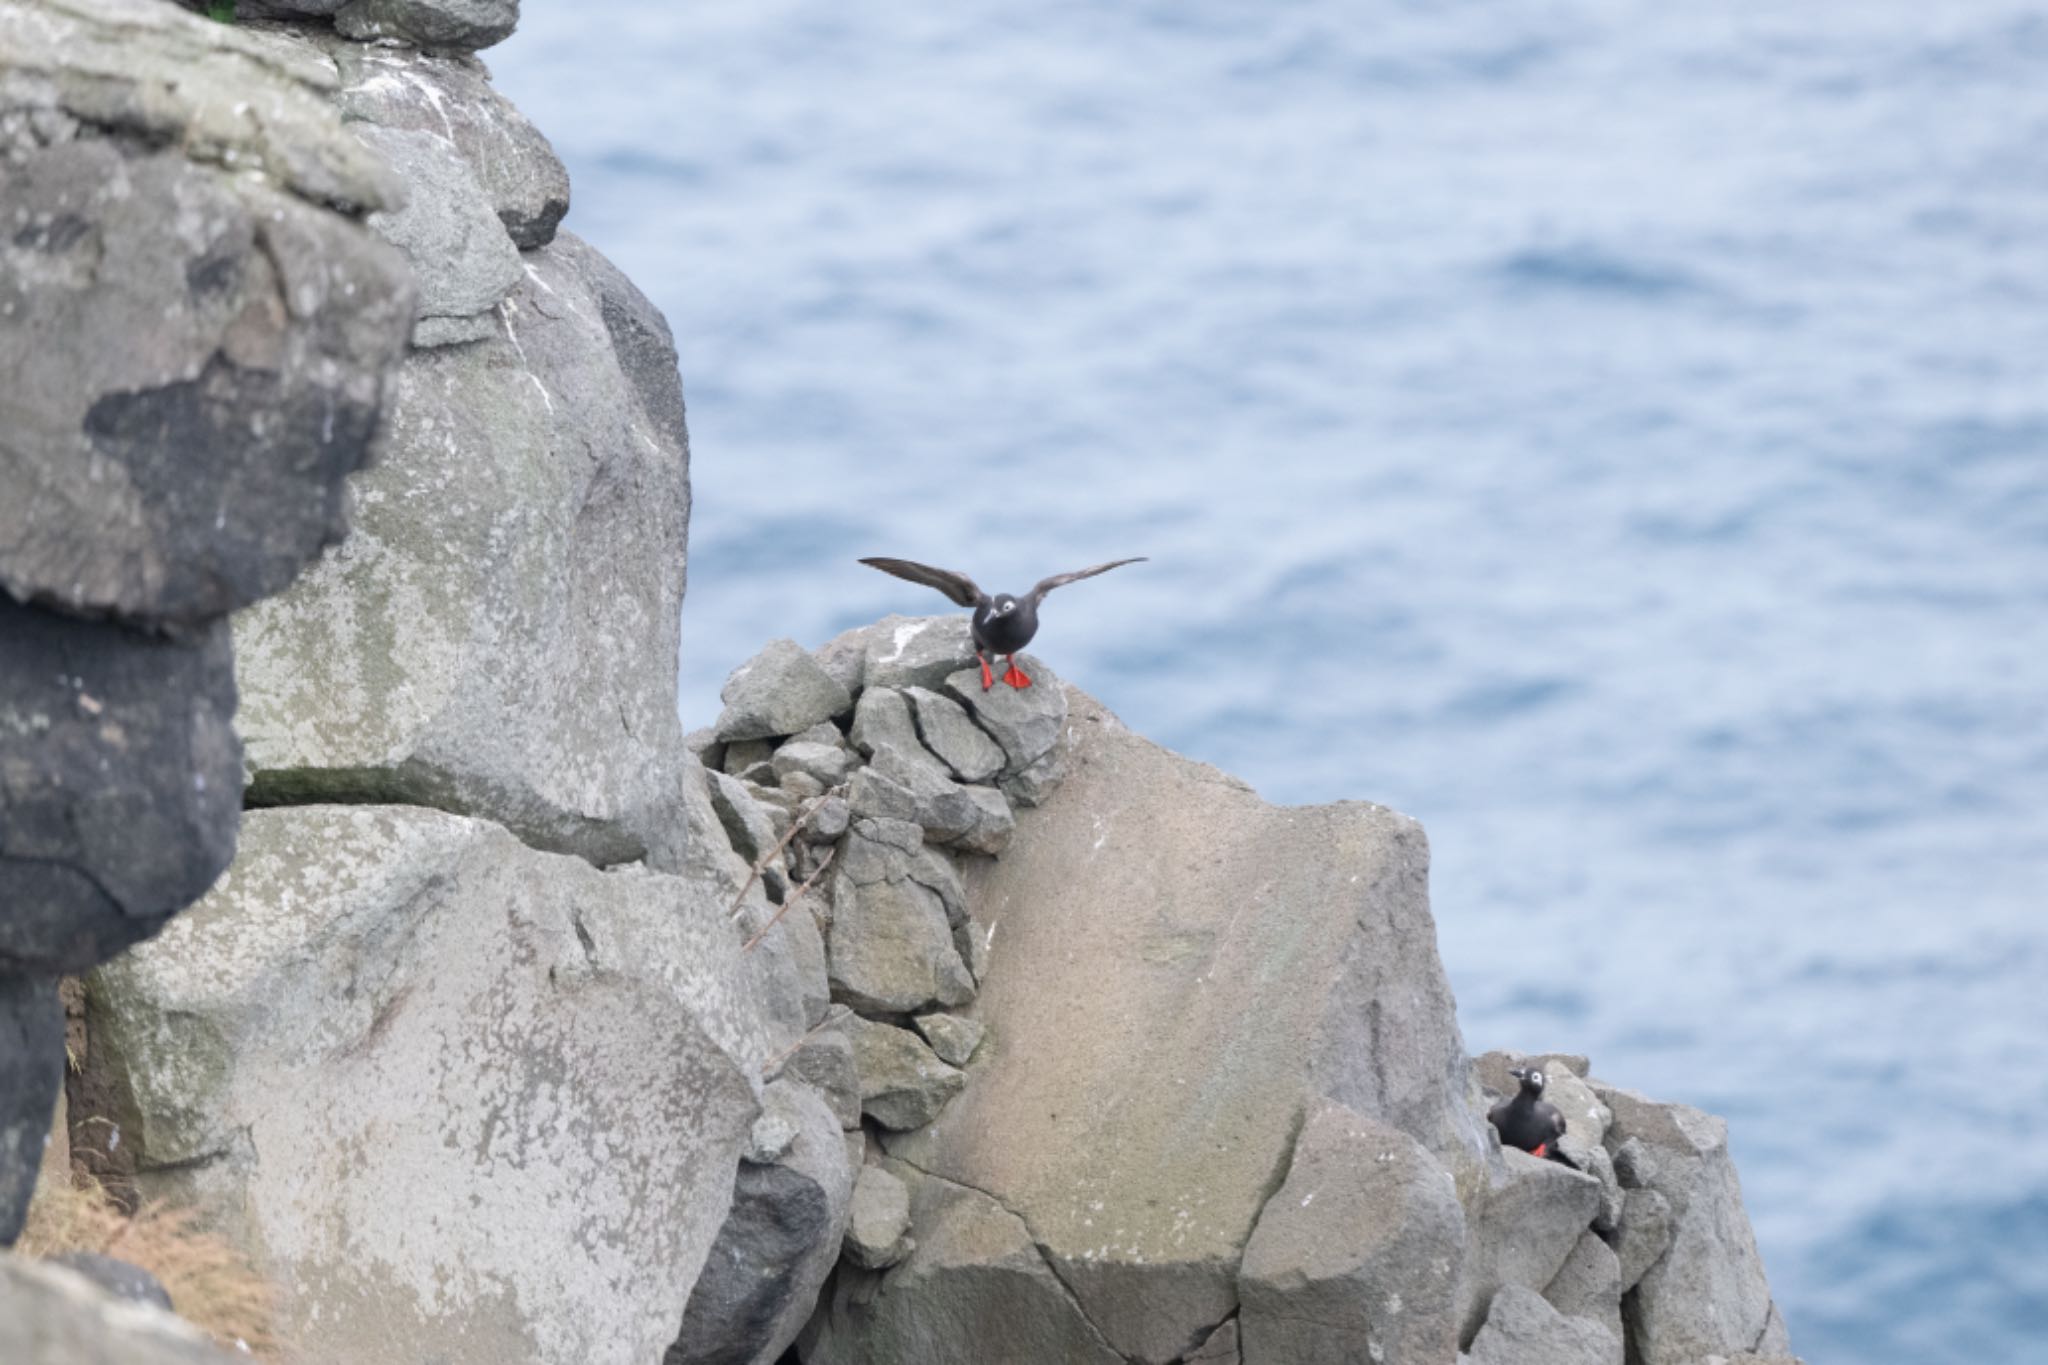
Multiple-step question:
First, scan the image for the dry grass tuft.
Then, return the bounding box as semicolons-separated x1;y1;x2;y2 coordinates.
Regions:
18;1171;281;1358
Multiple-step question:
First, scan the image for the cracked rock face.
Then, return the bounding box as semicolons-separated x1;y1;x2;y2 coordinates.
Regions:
801;1161;1125;1365
876;688;1486;1365
0;977;62;1247
87;806;769;1365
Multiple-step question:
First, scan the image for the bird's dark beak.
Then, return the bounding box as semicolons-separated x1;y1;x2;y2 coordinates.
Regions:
1508;1066;1529;1082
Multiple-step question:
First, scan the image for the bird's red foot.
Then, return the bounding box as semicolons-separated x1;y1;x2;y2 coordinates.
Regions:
978;654;995;691
1002;663;1032;688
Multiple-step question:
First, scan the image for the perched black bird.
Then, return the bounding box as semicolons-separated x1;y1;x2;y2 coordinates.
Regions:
858;556;1146;690
1488;1065;1572;1163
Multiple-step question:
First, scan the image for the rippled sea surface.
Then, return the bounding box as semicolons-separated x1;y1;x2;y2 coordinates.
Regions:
492;5;2048;1358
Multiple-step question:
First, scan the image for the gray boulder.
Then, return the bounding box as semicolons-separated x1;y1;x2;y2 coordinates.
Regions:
1540;1232;1624;1364
1614;1187;1677;1293
235;234;693;871
842;1163;913;1270
670;1081;853;1365
1593;1085;1786;1364
1464;1285;1619;1365
826;820;975;1014
813;614;976;694
87;806;777;1365
773;740;852;789
0;975;61;1246
847;749;1012;853
912;1013;984;1067
903;687;1006;783
708;771;789;901
329;39;569;248
0;1254;231;1364
800;1162;1123;1365
1238;1103;1466;1365
884;688;1486;1364
717;639;854;743
0;601;241;975
1457;1151;1603;1342
0;0;412;626
336;0;521;51
842;1016;966;1132
773;1031;862;1129
943;658;1066;778
355;123;522;346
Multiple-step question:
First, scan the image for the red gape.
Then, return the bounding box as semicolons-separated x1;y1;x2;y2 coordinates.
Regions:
1002;659;1033;688
1531;1142;1549;1158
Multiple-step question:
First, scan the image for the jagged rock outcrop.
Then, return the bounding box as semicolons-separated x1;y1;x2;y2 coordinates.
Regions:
0;1253;232;1364
0;0;413;1247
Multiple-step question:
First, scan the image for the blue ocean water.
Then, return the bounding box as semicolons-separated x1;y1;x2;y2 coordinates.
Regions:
490;4;2048;1359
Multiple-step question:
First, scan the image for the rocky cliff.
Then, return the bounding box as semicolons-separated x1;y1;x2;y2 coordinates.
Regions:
0;3;1797;1363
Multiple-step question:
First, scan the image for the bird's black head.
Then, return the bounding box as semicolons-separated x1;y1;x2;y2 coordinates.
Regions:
1509;1066;1547;1096
988;593;1019;617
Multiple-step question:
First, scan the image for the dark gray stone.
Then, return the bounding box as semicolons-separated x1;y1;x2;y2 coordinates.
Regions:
1187;1318;1241;1363
1613;1186;1676;1294
335;0;521;51
0;601;241;975
47;1253;173;1311
1457;1150;1604;1343
0;974;62;1247
1464;1285;1618;1365
771;740;850;790
0;140;410;626
669;1082;851;1365
1239;1102;1466;1365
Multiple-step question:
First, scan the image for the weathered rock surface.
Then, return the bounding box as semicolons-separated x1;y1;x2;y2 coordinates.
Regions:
1594;1084;1787;1365
903;687;1005;783
1464;1284;1619;1365
335;0;521;52
670;1081;852;1365
801;1163;1123;1365
912;1012;983;1067
1541;1232;1625;1364
328;39;569;248
0;975;61;1246
0;1253;231;1364
0;0;412;626
827;821;976;1015
717;639;854;742
843;1016;966;1132
1238;1103;1466;1365
883;688;1487;1364
356;122;521;345
814;615;977;695
0;600;241;976
1457;1151;1604;1342
842;1163;913;1270
235;233;692;870
88;806;774;1365
1186;1318;1243;1363
775;1030;862;1130
942;660;1066;779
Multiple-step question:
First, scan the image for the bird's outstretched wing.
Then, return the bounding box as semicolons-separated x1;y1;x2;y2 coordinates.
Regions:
859;557;985;608
1026;557;1147;605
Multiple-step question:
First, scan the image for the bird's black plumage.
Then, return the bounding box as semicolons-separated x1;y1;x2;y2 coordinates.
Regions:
1488;1066;1572;1164
858;555;1145;688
